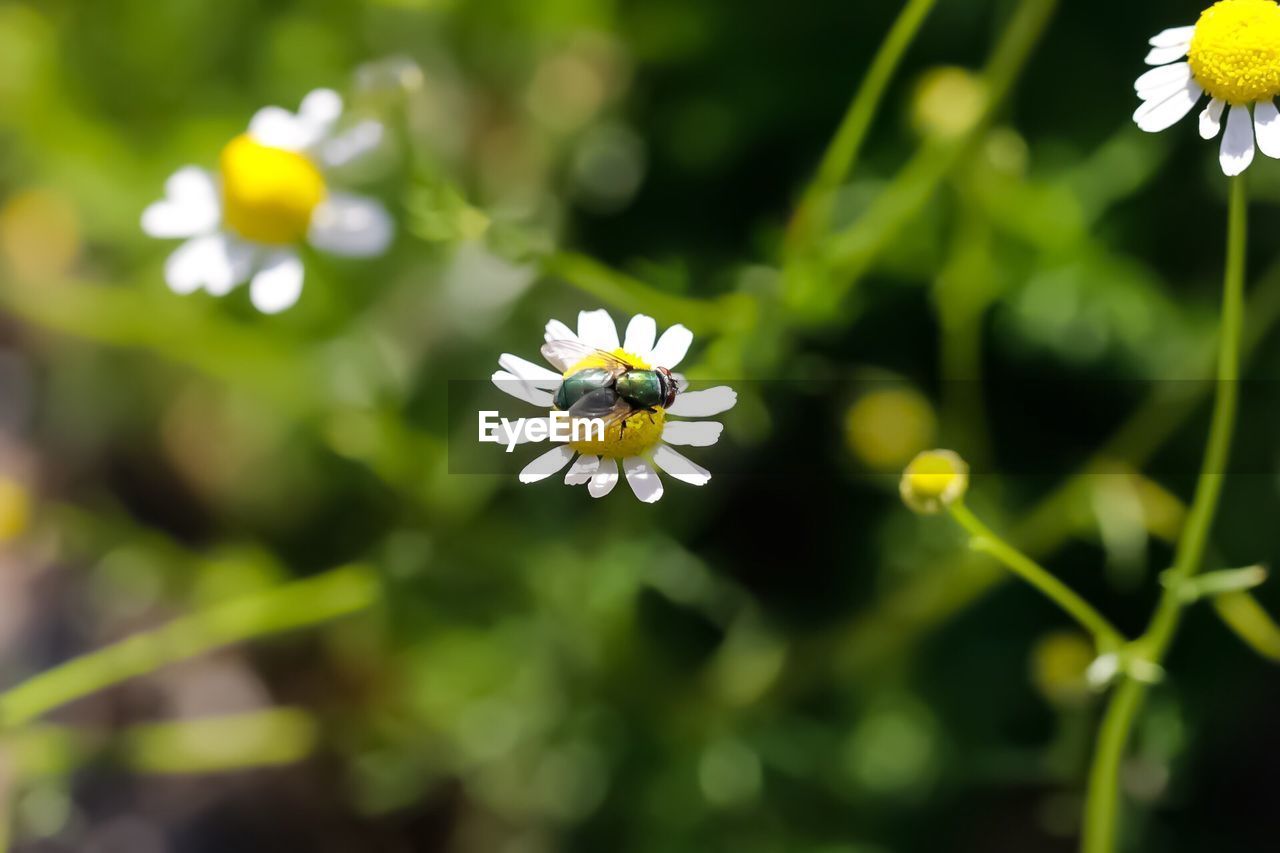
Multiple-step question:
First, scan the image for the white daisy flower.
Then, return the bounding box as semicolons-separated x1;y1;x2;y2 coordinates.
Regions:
141;89;393;314
492;310;737;503
1134;0;1280;176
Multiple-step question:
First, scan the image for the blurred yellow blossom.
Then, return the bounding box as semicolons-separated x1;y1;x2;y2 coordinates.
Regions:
845;388;937;470
1031;631;1095;706
0;188;81;282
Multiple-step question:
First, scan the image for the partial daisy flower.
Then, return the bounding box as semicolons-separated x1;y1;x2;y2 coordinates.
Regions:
492;310;737;503
142;89;392;313
1134;0;1280;176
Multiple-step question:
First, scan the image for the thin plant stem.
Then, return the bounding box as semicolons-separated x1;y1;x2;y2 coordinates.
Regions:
538;251;737;335
0;566;379;729
785;0;938;253
791;0;1058;318
1082;175;1248;853
947;500;1124;650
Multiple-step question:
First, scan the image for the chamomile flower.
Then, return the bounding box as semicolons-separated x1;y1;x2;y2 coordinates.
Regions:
142;89;392;313
492;310;737;503
1134;0;1280;175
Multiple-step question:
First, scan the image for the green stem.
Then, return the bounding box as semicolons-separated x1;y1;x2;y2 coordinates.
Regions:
793;0;1057;318
0;566;379;728
785;0;938;252
778;184;1280;698
538;251;738;335
1081;175;1248;853
947;501;1124;649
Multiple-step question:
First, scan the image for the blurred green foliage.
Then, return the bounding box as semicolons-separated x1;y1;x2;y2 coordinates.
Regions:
1;1;1280;852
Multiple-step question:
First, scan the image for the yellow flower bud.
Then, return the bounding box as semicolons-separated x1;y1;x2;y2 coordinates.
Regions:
900;449;968;514
911;66;987;140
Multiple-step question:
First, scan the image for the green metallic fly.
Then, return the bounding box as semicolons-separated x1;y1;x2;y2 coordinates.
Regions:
541;339;681;433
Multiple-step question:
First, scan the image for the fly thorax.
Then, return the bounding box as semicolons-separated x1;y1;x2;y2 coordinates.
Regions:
615;370;665;409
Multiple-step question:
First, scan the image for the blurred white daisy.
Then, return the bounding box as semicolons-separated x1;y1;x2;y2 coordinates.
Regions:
492;310;737;503
1134;0;1280;176
141;89;392;314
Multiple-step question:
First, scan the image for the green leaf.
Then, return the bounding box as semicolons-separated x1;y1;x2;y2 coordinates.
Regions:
1212;591;1280;663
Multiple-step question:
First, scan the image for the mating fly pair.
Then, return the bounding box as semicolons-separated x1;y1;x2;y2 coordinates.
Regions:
541;340;680;436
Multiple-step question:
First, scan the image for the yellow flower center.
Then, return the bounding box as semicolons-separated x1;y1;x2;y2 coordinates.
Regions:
566;348;665;459
1188;0;1280;105
219;134;326;245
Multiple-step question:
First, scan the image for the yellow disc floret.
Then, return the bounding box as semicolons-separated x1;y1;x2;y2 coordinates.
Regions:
566;347;666;459
219;134;326;245
1188;0;1280;105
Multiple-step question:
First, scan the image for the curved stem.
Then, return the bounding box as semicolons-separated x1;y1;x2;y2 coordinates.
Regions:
947;501;1124;650
0;566;378;728
785;0;938;252
538;251;734;335
1081;175;1248;853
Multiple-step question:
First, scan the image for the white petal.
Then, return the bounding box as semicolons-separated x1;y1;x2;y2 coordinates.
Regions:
1134;62;1191;97
249;89;343;151
1221;104;1256;176
308;192;393;258
545;319;578;343
647;324;694;369
519;446;575;483
1133;80;1203;133
1200;98;1226;140
565;454;600;485
589;458;619;498
661;420;724;447
300;88;343;128
163;233;253;296
674;373;689;392
141;167;221;238
1148;26;1195;49
1137;78;1197;107
492;371;554;407
623;457;663;503
1145;45;1190;66
665;386;737;417
623;314;657;358
1255;100;1280;158
318;120;385;169
499;353;563;388
498;416;552;446
577;309;620;350
248;106;317;151
249;250;305;314
652;444;711;486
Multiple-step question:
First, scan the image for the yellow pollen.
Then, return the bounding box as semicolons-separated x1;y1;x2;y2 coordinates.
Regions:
219;134;326;245
1188;0;1280;105
566;347;665;459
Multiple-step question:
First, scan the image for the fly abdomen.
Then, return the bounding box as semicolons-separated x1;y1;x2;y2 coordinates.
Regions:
553;367;616;411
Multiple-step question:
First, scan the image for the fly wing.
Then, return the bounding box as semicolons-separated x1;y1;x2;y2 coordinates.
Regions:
540;340;632;374
567;387;625;419
567;387;634;433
